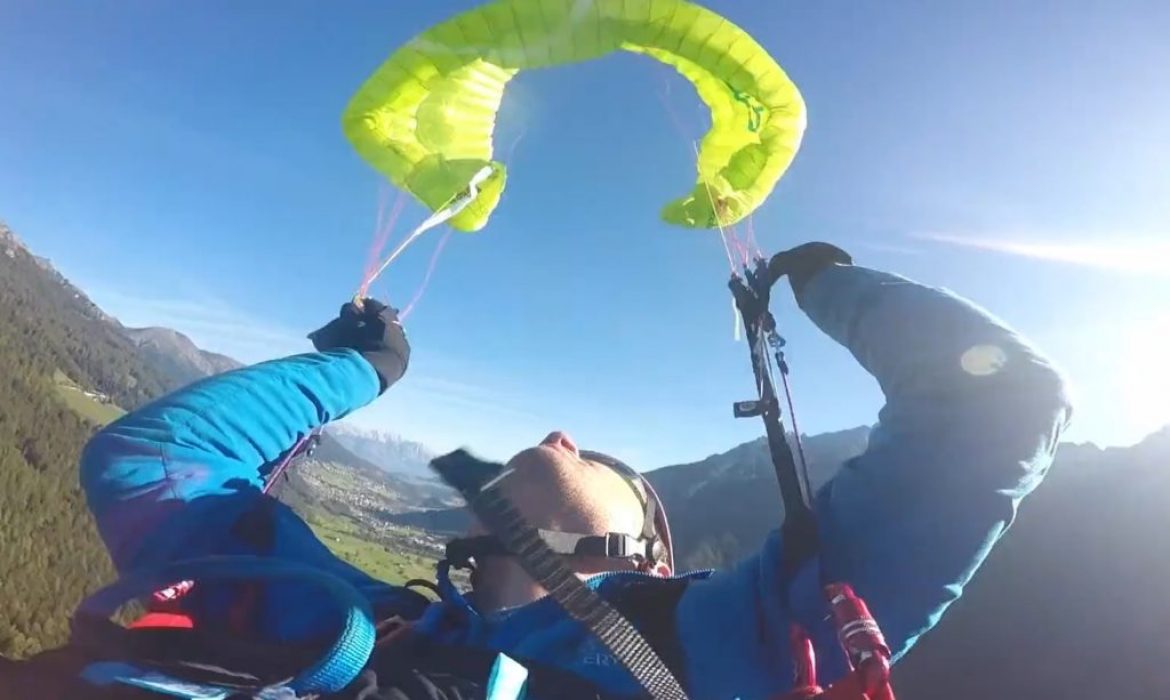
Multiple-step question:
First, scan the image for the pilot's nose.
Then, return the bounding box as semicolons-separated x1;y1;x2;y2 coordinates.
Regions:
541;430;579;457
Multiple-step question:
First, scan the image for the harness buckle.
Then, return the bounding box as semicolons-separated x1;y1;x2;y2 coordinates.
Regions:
604;533;631;558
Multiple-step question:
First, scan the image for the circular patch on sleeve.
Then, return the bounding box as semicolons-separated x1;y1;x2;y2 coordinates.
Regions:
960;344;1009;376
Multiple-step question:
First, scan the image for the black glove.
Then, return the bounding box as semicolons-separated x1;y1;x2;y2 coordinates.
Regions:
309;299;409;393
767;242;853;302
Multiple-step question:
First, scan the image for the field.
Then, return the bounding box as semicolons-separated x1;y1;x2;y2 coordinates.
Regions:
305;511;440;590
52;370;125;426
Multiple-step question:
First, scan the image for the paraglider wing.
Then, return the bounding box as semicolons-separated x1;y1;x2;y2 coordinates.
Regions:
343;0;805;232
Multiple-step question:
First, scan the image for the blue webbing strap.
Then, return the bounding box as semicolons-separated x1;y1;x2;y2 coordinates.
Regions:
76;556;375;696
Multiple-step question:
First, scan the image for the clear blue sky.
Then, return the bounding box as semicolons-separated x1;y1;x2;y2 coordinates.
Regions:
2;1;1167;467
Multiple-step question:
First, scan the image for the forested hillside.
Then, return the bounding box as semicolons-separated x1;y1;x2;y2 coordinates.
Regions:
0;223;180;657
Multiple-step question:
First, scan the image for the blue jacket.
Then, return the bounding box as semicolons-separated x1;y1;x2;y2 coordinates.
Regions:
80;265;1072;699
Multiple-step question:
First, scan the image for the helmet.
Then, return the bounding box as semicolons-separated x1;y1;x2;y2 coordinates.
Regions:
444;449;675;573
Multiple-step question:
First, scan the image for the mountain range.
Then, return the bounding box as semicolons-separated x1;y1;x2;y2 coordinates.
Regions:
1;218;1167;697
326;424;439;481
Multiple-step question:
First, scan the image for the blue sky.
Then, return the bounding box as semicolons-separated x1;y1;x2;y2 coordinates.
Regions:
2;0;1167;467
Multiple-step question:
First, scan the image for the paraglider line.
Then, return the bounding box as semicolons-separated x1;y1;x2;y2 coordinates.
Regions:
656;82;740;276
374;185;389;234
400;228;453;320
504;123;529;166
755;324;772;399
658;72;741;271
777;355;813;503
658;81;696;155
361;222;431;299
358;165;494;299
362;189;407;293
727;224;752;269
367;186;394;270
692;142;736;273
746;215;764;261
715;220;736;272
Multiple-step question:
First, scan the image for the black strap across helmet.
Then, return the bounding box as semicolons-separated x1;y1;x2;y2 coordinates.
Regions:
442;449;674;572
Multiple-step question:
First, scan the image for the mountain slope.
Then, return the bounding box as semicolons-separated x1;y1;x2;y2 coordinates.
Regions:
122;327;242;386
646;427;871;569
1;223;178;409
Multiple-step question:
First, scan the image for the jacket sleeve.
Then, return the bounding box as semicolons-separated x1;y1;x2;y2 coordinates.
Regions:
674;265;1073;699
80;349;380;573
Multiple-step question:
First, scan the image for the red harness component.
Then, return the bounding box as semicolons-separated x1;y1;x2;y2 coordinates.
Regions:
780;584;895;700
129;611;195;629
129;580;197;629
129;579;264;637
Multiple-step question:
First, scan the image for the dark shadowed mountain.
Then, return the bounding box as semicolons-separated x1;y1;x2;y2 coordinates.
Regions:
645;427;872;569
890;427;1170;699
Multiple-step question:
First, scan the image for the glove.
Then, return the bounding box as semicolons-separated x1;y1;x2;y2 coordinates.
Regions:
767;242;853;302
309;299;409;393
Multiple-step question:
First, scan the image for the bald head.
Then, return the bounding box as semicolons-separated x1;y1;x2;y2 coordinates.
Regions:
463;431;667;611
468;431;646;544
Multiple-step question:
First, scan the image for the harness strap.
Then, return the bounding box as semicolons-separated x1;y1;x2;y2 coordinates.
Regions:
76;556;376;696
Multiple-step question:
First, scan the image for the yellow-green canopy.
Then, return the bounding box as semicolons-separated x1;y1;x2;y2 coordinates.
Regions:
343;0;805;232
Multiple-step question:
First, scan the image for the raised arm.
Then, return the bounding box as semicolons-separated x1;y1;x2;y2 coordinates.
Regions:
79;300;415;640
675;256;1072;698
80;348;383;571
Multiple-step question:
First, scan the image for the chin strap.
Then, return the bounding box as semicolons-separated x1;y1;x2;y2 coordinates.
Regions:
445;530;666;570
